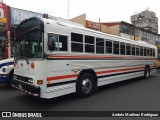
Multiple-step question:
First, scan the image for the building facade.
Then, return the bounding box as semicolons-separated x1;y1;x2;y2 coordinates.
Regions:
70;14;160;47
0;2;45;60
0;2;10;60
131;9;158;33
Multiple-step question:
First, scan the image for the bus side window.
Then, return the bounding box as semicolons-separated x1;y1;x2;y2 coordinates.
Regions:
96;38;104;54
140;47;143;56
48;34;58;51
144;47;147;56
106;40;112;54
132;45;135;55
48;34;68;52
147;48;150;56
126;44;131;55
59;35;68;51
85;35;95;53
120;42;125;55
153;49;155;57
113;41;119;55
150;48;153;56
71;33;83;52
136;46;140;56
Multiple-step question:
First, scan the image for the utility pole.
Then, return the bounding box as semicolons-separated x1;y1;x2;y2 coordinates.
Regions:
68;0;69;20
134;12;139;40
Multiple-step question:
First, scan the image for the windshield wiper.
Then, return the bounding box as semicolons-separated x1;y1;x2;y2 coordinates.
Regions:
15;43;22;63
24;44;30;65
25;57;29;64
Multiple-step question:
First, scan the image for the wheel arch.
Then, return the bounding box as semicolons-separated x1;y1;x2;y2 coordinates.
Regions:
145;65;150;71
9;69;14;79
76;69;98;89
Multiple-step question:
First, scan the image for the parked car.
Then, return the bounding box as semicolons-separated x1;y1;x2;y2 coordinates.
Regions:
0;58;14;84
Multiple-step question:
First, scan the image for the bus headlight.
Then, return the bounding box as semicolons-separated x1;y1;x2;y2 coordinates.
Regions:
2;68;6;72
13;75;17;79
28;78;33;83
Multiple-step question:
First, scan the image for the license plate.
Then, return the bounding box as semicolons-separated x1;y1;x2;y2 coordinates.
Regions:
18;84;22;90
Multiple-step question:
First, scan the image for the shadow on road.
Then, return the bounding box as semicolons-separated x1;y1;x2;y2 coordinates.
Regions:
0;84;15;91
0;74;158;111
13;92;79;111
98;75;156;92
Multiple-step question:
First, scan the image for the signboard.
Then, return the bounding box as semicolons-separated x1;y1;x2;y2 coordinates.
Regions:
120;33;132;40
0;2;7;23
86;20;100;30
155;39;160;46
120;33;141;41
10;7;43;25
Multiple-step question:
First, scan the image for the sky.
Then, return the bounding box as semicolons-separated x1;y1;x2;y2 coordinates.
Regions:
2;0;160;32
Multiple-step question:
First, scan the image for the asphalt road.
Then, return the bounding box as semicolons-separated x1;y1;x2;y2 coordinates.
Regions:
0;72;160;112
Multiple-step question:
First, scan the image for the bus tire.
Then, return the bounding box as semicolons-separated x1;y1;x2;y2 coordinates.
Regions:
8;70;14;85
144;66;150;79
76;73;96;97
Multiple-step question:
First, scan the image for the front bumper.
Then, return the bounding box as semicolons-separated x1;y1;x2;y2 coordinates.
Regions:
0;74;10;83
11;79;40;97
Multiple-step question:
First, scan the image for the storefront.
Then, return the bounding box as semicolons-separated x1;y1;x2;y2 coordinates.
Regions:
71;14;160;45
0;2;9;60
9;7;43;57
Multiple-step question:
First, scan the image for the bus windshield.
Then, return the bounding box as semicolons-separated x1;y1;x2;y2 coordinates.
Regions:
16;31;43;59
15;18;44;59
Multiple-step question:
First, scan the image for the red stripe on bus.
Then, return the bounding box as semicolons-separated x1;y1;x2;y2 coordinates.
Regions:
96;67;144;75
48;55;156;60
47;66;148;81
47;74;78;81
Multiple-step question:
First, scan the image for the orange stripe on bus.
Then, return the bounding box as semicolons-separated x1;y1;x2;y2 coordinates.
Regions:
96;67;144;75
47;66;149;81
48;55;156;60
47;74;78;81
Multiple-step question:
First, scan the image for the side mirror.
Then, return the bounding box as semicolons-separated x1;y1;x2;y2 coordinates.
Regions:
48;37;55;51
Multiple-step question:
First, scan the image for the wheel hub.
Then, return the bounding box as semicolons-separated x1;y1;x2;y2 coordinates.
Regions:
82;78;92;93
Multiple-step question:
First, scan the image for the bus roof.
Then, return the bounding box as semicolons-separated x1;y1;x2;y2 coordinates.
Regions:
42;17;156;49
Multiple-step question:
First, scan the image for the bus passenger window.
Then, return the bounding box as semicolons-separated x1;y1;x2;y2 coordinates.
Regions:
132;45;135;55
113;41;119;54
71;33;83;42
71;43;83;52
71;33;83;52
48;34;58;51
106;40;112;54
140;47;143;56
48;34;68;51
136;46;140;56
96;38;104;54
85;44;94;53
153;49;155;57
85;35;95;53
144;48;147;56
59;35;68;51
120;42;125;55
126;44;131;55
147;48;150;56
150;48;153;56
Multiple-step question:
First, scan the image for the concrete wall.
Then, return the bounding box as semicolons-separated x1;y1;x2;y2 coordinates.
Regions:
108;25;120;36
70;14;86;27
101;24;109;33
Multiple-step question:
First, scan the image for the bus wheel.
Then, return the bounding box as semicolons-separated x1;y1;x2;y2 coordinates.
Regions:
76;73;96;97
7;70;14;86
144;66;150;79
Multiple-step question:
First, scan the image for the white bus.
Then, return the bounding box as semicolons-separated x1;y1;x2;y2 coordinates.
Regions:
0;58;14;83
0;40;14;84
11;17;157;99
